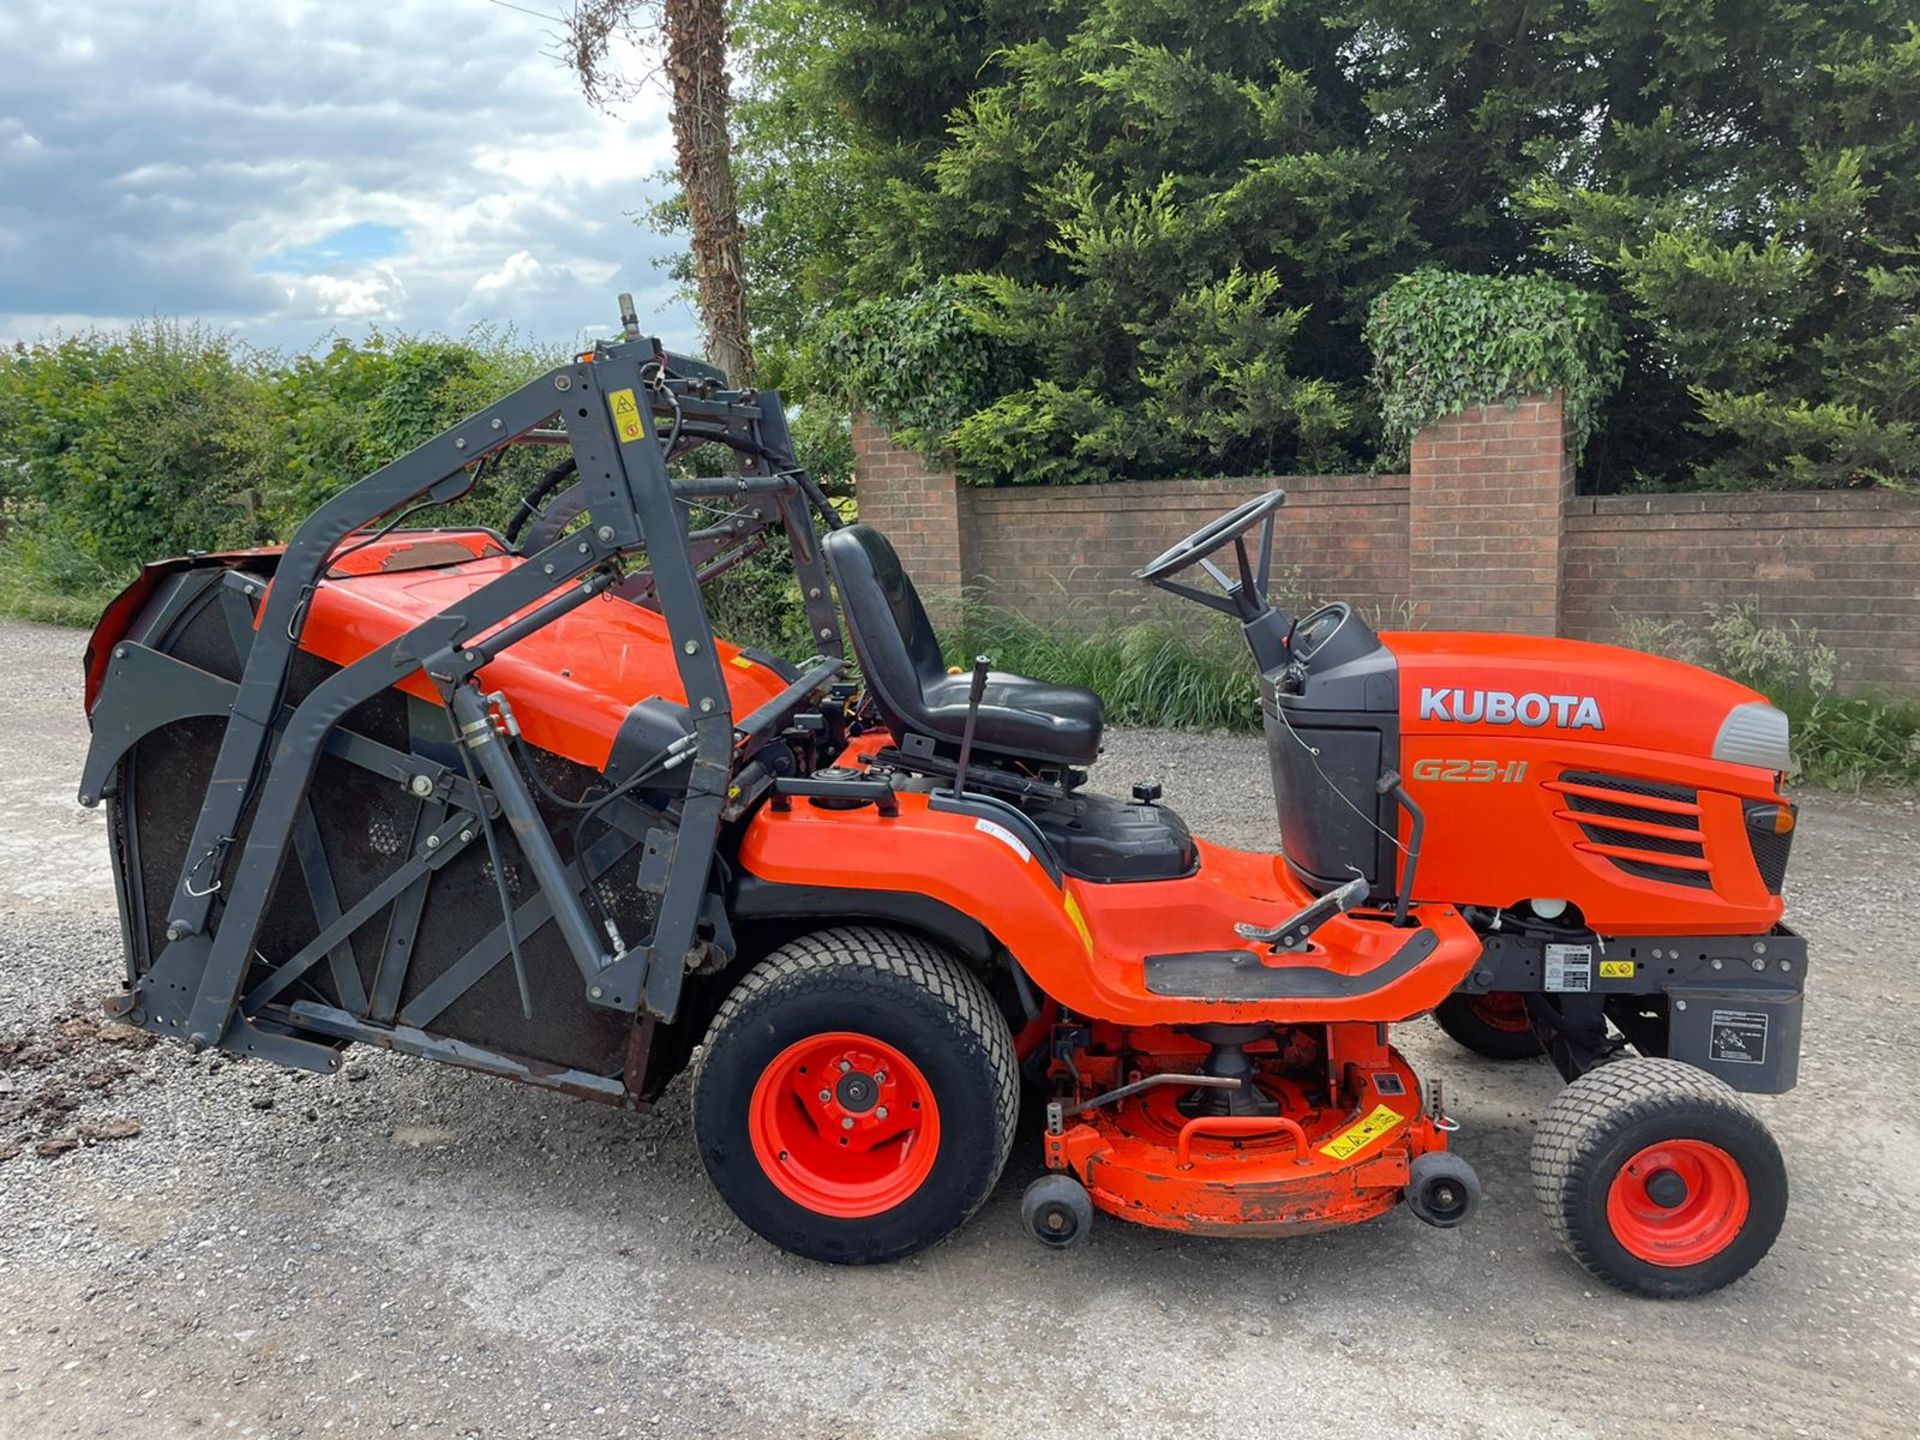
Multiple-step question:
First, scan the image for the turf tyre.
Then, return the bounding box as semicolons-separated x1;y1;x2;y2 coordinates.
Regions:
1434;992;1544;1060
692;926;1018;1264
1530;1057;1786;1297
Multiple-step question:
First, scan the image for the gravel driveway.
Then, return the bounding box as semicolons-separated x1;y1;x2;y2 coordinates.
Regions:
2;615;1917;1439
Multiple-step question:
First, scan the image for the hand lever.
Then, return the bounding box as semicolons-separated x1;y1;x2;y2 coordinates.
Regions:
950;656;991;797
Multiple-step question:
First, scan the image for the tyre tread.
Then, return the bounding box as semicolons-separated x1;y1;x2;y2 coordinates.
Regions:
1530;1057;1776;1294
692;925;1018;1242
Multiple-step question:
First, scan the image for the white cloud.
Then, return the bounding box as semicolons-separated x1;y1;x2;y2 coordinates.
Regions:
0;0;698;355
289;267;408;321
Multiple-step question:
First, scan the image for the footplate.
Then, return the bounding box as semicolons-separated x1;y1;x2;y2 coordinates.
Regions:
1144;925;1439;1001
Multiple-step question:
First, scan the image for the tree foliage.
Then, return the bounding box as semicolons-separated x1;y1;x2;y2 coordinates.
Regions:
731;0;1920;490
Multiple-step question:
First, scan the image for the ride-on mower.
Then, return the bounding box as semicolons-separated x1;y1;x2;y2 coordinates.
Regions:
80;305;1805;1297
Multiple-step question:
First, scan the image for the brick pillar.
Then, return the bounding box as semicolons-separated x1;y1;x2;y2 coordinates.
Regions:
1407;391;1573;635
851;411;969;621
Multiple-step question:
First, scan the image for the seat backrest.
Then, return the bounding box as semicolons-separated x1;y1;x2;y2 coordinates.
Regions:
822;523;945;738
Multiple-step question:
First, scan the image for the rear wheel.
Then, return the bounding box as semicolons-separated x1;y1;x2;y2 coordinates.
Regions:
1530;1057;1787;1297
1434;991;1544;1060
692;927;1017;1264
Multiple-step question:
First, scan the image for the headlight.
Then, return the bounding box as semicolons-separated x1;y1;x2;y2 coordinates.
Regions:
1712;701;1791;772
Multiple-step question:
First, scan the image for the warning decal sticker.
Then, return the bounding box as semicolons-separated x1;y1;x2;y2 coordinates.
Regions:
1709;1009;1769;1065
973;817;1031;865
1062;889;1094;957
1320;1103;1403;1161
1599;959;1635;979
608;387;647;444
1545;943;1593;993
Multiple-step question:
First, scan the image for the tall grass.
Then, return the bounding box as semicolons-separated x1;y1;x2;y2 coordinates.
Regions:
948;603;1261;732
1624;603;1920;789
0;534;121;627
949;599;1920;788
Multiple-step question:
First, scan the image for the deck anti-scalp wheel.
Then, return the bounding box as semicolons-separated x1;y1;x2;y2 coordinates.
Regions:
1433;991;1544;1060
1021;1173;1093;1250
1530;1057;1787;1297
692;926;1017;1264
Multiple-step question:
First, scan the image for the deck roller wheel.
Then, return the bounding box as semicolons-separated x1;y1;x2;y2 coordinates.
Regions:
1531;1057;1787;1298
1022;1173;1093;1250
692;926;1018;1265
1407;1151;1481;1228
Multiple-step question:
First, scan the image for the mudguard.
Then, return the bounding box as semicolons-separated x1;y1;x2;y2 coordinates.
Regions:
736;792;1483;1027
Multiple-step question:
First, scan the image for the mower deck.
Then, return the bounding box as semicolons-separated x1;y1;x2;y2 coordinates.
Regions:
1046;1025;1445;1237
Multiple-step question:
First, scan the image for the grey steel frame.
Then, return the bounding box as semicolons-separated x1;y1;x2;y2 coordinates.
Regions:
81;337;841;1080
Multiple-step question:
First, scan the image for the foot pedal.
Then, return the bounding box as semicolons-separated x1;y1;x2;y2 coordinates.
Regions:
1235;874;1369;952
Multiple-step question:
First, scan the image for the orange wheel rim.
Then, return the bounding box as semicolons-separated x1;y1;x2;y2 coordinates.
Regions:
1467;992;1532;1034
1606;1139;1750;1267
747;1031;941;1219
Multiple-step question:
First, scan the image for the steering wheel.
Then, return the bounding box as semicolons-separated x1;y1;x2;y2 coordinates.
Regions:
1136;489;1287;584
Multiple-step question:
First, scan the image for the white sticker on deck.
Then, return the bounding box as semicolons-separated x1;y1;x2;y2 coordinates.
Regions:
974;818;1031;864
1545;943;1593;992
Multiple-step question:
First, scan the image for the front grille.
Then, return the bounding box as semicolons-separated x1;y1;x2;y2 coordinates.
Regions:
1551;771;1712;890
1747;822;1793;895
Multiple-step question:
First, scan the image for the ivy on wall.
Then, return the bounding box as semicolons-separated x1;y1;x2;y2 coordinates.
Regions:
807;279;1024;460
1364;268;1623;462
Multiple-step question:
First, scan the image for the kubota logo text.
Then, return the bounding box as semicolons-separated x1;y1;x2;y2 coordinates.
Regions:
1419;687;1604;730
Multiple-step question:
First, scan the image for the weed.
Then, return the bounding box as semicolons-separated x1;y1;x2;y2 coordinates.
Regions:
948;602;1260;733
1624;603;1920;789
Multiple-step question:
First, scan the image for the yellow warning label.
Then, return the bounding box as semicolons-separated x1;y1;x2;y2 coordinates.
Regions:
1062;889;1094;957
1319;1103;1403;1161
729;654;756;669
1599;960;1635;979
608;387;646;444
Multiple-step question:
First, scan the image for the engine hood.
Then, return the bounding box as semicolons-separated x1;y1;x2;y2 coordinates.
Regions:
1381;631;1786;771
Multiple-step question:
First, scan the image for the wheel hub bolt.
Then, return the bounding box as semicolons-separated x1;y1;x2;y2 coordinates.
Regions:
841;1117;854;1131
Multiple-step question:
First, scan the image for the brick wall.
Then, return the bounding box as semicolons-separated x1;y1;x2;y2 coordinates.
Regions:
963;472;1410;628
852;407;1920;696
1564;490;1920;693
1408;394;1572;635
847;413;969;621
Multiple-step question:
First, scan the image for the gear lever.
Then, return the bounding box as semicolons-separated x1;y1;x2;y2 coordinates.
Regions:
949;656;991;797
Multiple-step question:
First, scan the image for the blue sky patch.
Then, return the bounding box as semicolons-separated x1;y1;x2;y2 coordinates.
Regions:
256;222;406;274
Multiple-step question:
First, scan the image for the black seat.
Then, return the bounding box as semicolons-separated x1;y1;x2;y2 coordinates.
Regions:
823;524;1104;767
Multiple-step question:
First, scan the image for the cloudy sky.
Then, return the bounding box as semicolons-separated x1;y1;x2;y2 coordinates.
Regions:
0;0;698;354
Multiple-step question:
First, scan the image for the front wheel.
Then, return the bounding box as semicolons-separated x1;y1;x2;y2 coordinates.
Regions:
1530;1057;1787;1297
692;927;1018;1265
1434;991;1545;1060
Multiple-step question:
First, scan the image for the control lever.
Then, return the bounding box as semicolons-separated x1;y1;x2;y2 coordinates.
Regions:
1235;874;1369;952
949;656;991;798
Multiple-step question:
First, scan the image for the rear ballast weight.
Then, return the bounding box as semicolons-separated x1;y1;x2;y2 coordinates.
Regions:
82;301;1808;1299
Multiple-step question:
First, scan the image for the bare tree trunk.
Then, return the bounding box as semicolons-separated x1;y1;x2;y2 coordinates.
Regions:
563;0;754;384
663;0;753;384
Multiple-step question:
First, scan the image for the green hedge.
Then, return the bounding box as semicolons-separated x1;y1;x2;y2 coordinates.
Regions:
1365;268;1623;462
0;322;848;657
